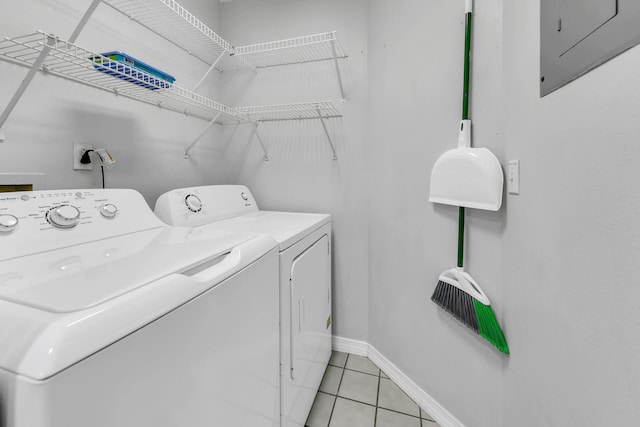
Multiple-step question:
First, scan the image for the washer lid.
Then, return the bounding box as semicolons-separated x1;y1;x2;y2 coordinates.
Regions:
202;211;330;251
0;227;257;312
0;227;277;380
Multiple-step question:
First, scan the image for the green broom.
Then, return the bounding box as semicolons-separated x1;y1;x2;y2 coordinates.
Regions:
430;0;509;355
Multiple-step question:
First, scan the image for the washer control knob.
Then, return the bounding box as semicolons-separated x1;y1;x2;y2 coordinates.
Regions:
240;192;249;201
48;205;81;228
99;203;118;219
20;195;30;201
0;214;18;233
185;194;203;212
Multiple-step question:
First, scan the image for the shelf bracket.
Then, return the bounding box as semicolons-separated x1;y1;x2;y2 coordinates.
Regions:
330;39;346;103
193;50;227;92
0;0;100;141
0;36;55;142
70;0;102;43
183;112;221;158
317;108;337;160
251;122;269;161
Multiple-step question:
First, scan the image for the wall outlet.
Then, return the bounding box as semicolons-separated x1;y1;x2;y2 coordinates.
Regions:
73;143;93;171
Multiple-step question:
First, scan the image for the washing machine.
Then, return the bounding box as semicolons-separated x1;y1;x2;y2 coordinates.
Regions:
154;185;332;427
0;188;280;427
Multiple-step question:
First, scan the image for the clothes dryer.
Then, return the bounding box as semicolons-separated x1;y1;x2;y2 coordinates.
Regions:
155;185;332;427
0;189;280;427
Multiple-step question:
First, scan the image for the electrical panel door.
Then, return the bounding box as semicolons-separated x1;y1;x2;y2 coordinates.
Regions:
541;0;640;96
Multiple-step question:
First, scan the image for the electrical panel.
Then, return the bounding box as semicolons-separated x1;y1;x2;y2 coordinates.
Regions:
541;0;640;96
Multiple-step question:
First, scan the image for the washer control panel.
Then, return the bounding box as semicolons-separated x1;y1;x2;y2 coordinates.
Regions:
0;189;165;261
99;203;119;219
46;204;82;228
0;214;19;233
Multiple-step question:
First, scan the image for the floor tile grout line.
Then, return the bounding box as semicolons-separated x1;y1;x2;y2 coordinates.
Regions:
343;366;380;377
377;376;424;419
326;353;348;426
331;369;423;412
370;362;433;424
420;399;423;427
383;375;432;421
373;368;381;427
328;395;422;420
320;353;432;426
327;397;430;426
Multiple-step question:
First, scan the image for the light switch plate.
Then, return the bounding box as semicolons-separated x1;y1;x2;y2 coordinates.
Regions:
508;160;520;195
73;143;93;171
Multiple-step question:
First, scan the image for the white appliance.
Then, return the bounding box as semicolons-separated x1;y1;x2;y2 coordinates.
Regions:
0;189;280;427
154;185;332;427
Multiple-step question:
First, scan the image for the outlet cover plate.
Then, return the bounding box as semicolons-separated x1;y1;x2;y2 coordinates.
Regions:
73;143;93;171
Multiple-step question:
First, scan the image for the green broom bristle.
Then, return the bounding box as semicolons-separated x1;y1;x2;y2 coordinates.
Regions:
432;280;509;355
472;299;509;355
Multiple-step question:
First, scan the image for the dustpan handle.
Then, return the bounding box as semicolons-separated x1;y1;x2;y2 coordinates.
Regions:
458;0;472;268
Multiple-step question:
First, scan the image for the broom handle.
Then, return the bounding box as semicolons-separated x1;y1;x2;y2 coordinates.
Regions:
462;2;472;121
458;207;465;268
458;1;472;268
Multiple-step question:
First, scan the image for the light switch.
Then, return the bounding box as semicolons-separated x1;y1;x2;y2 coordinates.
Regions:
508;160;519;195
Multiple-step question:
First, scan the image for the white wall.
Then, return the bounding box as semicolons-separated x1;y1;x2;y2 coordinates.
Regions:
219;0;371;341
0;0;227;206
502;1;640;426
367;1;505;425
368;0;640;425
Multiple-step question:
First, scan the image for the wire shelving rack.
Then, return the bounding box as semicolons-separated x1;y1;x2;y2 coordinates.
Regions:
237;101;342;160
235;32;347;68
0;32;239;122
238;101;342;122
101;0;248;69
0;0;347;159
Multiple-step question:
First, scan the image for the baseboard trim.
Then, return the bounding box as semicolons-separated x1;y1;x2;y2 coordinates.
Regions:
332;336;465;427
332;335;368;356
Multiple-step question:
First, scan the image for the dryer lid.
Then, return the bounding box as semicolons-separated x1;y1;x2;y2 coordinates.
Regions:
227;211;330;251
154;185;331;250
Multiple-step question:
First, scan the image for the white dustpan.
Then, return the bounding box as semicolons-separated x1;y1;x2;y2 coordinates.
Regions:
429;120;503;211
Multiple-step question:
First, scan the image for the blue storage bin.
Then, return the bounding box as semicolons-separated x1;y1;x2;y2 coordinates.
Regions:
92;51;176;90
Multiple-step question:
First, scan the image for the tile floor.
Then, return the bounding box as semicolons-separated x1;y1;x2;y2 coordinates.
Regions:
306;351;440;427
